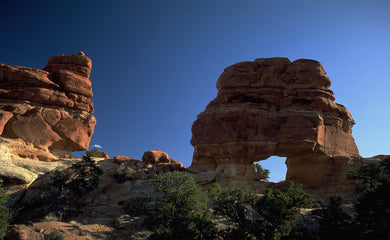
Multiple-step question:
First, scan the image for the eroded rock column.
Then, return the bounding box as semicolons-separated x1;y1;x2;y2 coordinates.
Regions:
0;52;96;155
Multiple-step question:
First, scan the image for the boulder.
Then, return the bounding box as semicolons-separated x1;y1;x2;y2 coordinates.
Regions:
142;149;170;164
190;57;361;195
0;162;38;184
101;152;110;159
142;150;186;172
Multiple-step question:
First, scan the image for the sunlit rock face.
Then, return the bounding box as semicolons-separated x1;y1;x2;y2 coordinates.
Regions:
190;57;361;195
0;52;96;154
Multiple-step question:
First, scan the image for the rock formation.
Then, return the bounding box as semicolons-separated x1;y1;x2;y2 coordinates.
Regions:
142;149;186;172
0;52;96;156
190;57;361;195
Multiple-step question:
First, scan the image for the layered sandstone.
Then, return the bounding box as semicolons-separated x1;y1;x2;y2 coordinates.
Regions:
190;57;361;195
0;52;96;155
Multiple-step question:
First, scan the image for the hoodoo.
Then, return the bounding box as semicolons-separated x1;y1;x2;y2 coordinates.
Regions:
0;53;96;156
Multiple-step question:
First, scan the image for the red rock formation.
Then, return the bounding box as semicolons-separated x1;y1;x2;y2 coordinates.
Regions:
190;57;361;195
101;152;110;159
142;149;170;164
0;52;96;155
142;149;186;172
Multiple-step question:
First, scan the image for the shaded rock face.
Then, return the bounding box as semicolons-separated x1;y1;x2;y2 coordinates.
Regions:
0;53;96;153
190;57;361;194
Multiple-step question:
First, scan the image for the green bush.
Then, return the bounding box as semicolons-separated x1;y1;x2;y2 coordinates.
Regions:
22;164;31;171
253;163;270;181
124;196;153;216
50;155;103;196
44;156;103;219
254;183;312;240
347;157;390;239
316;157;390;239
0;186;9;240
65;155;103;195
146;171;217;240
44;229;64;240
316;196;356;240
208;183;259;239
13;155;103;222
113;163;136;183
210;182;312;240
86;147;104;158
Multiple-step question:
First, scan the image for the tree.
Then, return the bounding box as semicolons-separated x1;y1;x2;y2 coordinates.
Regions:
253;163;270;181
316;196;356;240
64;155;104;195
146;171;217;240
0;186;9;240
209;182;312;240
253;183;312;240
347;157;390;239
208;183;259;239
86;147;104;158
13;155;103;222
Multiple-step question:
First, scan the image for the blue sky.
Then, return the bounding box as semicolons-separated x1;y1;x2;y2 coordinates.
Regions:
1;0;389;182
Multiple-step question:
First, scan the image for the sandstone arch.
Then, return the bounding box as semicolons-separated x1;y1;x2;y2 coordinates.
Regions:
190;57;362;196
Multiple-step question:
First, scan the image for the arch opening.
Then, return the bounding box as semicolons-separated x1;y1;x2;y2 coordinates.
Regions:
254;156;287;183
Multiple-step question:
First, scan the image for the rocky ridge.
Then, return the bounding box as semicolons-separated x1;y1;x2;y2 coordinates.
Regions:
5;149;186;239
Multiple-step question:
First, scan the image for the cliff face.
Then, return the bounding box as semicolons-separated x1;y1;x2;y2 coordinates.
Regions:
0;52;96;154
190;57;361;195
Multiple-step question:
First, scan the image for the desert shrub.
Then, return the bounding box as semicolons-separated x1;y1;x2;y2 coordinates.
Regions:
347;156;390;239
0;186;9;240
13;155;103;222
46;155;103;218
254;182;312;240
315;196;356;240
64;155;103;195
21;164;31;171
208;183;259;239
124;196;153;216
113;163;136;183
253;163;270;181
86;147;104;158
146;171;217;240
210;182;312;240
280;224;319;240
44;229;64;240
50;155;103;196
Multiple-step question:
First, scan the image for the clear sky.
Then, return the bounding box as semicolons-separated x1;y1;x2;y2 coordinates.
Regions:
1;0;389;182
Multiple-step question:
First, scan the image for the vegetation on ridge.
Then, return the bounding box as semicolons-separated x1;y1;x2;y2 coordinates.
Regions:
209;182;312;240
347;156;390;239
128;157;390;239
11;155;103;223
253;163;270;181
86;147;105;158
3;154;390;239
0;186;9;240
146;171;217;240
